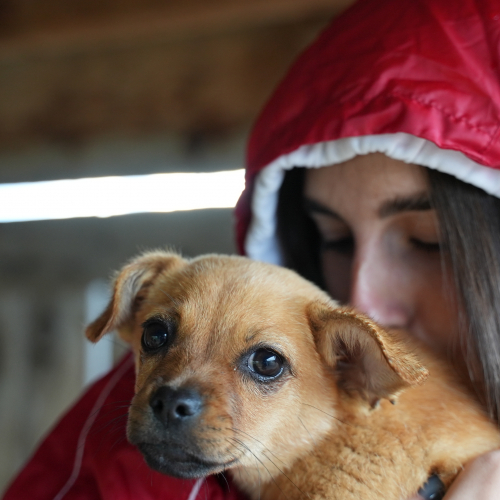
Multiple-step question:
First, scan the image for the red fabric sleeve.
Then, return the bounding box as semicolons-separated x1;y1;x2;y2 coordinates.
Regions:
2;353;246;500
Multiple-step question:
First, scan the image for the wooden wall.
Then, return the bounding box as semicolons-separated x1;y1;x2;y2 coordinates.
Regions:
0;0;353;157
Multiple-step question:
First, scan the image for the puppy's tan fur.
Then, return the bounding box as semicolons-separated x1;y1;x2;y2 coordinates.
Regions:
87;251;500;500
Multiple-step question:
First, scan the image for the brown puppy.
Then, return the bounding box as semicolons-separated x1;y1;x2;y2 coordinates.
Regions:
86;251;500;500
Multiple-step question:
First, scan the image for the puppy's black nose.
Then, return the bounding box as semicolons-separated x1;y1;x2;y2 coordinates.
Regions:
149;386;203;426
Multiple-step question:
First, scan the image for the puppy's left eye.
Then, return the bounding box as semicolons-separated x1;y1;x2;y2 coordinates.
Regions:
141;321;172;353
248;348;284;378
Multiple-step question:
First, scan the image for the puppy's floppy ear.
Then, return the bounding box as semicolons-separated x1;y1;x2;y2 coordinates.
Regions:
85;251;185;343
308;302;428;407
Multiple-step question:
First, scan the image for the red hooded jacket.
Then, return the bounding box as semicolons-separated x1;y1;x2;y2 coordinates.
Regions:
236;0;500;264
2;353;241;500
4;0;500;498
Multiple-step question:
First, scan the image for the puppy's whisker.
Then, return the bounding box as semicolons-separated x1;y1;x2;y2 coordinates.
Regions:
93;413;129;433
109;434;128;453
97;405;131;417
99;400;133;407
91;416;128;437
218;471;230;491
299;402;354;428
229;437;307;500
232;427;288;469
296;415;316;448
227;438;268;499
232;459;256;499
89;407;128;424
84;403;129;422
224;437;247;460
94;406;132;420
128;404;148;416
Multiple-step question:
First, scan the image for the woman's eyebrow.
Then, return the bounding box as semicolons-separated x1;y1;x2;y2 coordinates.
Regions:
378;193;431;218
303;193;431;220
303;197;343;219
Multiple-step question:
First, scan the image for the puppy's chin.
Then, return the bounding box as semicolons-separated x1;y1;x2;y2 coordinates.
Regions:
136;442;237;479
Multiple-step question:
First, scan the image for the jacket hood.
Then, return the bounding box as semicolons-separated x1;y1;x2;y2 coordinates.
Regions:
236;0;500;263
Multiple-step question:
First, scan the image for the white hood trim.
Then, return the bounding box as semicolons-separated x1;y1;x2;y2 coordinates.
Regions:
245;132;500;265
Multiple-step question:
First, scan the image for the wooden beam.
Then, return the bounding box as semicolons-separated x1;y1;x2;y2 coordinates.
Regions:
0;0;355;150
0;0;353;61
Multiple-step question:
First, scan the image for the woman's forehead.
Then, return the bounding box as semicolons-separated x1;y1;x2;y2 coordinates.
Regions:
304;153;429;214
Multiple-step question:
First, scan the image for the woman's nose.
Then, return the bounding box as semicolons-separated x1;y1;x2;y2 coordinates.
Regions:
349;245;412;330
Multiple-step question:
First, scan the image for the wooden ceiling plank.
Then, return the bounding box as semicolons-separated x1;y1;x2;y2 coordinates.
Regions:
0;0;353;61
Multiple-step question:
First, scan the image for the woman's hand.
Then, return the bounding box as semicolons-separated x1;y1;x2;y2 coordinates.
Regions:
441;450;500;499
409;450;500;500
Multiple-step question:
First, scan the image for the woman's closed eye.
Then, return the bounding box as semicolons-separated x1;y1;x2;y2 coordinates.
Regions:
321;236;354;254
409;237;441;253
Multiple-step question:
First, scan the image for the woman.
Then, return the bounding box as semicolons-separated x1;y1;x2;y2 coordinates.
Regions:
4;0;500;498
236;0;500;498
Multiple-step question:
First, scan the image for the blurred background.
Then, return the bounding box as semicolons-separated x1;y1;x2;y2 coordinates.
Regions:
0;0;352;492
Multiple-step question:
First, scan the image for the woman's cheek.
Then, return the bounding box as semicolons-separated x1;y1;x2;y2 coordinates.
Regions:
321;235;459;359
321;250;353;304
405;251;459;356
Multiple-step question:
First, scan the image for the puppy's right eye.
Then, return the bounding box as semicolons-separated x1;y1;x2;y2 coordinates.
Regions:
141;321;172;353
248;348;284;379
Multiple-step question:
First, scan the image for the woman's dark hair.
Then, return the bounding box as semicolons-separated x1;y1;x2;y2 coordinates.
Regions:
429;169;500;422
277;168;325;288
277;166;500;422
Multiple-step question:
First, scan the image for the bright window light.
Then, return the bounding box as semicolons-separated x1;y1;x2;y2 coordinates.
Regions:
0;169;245;222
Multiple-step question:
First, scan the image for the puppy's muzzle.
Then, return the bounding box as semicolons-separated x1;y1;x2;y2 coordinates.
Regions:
129;385;237;479
150;386;203;427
